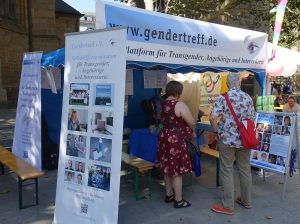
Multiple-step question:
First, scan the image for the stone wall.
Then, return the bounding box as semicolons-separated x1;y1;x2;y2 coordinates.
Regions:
56;13;79;48
0;0;80;107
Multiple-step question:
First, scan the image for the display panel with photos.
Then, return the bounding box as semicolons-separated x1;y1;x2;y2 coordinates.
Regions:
251;112;295;174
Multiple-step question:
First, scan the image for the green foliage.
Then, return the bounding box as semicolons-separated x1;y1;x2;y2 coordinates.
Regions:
166;0;298;47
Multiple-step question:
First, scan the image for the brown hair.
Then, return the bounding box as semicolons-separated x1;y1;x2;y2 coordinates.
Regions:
165;81;183;97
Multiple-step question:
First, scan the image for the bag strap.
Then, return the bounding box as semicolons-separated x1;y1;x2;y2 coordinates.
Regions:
222;93;241;127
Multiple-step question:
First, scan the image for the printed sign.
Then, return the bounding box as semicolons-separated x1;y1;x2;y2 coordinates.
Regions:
12;52;43;170
54;28;127;224
250;112;296;174
96;1;268;69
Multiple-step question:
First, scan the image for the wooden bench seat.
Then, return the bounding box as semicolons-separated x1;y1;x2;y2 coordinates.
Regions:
0;145;45;209
121;152;154;200
200;146;220;187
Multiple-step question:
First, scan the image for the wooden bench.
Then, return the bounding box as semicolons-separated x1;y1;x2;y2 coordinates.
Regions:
200;146;220;187
0;145;45;209
121;152;154;200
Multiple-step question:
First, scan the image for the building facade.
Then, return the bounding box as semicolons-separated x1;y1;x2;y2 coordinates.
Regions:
0;0;82;107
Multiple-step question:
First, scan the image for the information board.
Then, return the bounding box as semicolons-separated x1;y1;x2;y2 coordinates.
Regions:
250;112;296;174
54;28;127;224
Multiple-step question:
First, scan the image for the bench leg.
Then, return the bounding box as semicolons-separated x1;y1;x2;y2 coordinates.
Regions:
18;177;39;209
0;162;4;175
147;169;152;198
216;158;220;187
134;169;140;200
134;169;152;200
35;178;39;205
18;177;23;209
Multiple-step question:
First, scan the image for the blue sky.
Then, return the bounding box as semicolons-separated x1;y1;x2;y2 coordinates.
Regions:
63;0;96;13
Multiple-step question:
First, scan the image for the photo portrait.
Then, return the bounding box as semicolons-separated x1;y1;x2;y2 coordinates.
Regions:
263;133;271;143
283;116;291;127
274;115;283;125
261;143;270;153
65;159;74;170
66;134;87;158
69;83;90;106
276;156;286;167
272;125;281;135
281;126;291;136
268;154;277;164
76;173;83;185
264;124;272;133
256;123;264;132
260;152;269;162
75;161;85;173
251;150;259;160
65;171;74;182
67;109;88;132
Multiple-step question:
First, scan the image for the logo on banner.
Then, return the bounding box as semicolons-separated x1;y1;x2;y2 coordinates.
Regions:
200;73;221;93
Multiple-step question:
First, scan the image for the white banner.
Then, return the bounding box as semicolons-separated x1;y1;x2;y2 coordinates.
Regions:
96;1;268;69
12;52;43;170
54;28;127;224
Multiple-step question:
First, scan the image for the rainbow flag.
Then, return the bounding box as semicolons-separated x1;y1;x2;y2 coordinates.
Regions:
272;0;288;59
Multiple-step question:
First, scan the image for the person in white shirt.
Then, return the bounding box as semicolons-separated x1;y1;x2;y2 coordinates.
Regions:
283;96;300;113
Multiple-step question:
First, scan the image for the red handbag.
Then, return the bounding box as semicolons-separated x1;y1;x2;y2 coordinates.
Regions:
222;93;259;149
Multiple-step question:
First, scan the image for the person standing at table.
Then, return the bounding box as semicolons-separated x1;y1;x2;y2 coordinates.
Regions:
283;96;300;113
156;81;195;208
209;73;255;215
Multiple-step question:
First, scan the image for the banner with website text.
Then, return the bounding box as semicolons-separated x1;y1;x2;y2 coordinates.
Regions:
12;52;42;170
96;1;267;69
54;28;127;224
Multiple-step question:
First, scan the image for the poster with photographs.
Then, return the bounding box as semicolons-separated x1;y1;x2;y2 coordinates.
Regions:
251;112;296;174
54;28;126;224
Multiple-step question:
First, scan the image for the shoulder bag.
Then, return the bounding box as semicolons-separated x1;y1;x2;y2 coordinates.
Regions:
222;93;259;149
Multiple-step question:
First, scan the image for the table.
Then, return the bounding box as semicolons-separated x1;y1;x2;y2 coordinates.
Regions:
128;128;158;163
196;121;213;145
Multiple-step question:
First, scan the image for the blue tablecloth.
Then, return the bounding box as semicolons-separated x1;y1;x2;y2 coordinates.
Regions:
196;121;213;145
129;128;202;176
128;128;158;163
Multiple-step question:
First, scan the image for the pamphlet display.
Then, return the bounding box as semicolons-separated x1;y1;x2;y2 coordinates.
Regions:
12;52;43;170
54;28;127;224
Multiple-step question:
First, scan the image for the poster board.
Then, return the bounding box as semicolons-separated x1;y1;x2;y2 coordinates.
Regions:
250;111;297;174
54;28;127;224
12;52;43;170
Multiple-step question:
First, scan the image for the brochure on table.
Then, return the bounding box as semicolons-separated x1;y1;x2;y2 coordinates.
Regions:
12;52;43;170
54;28;127;224
250;111;298;174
